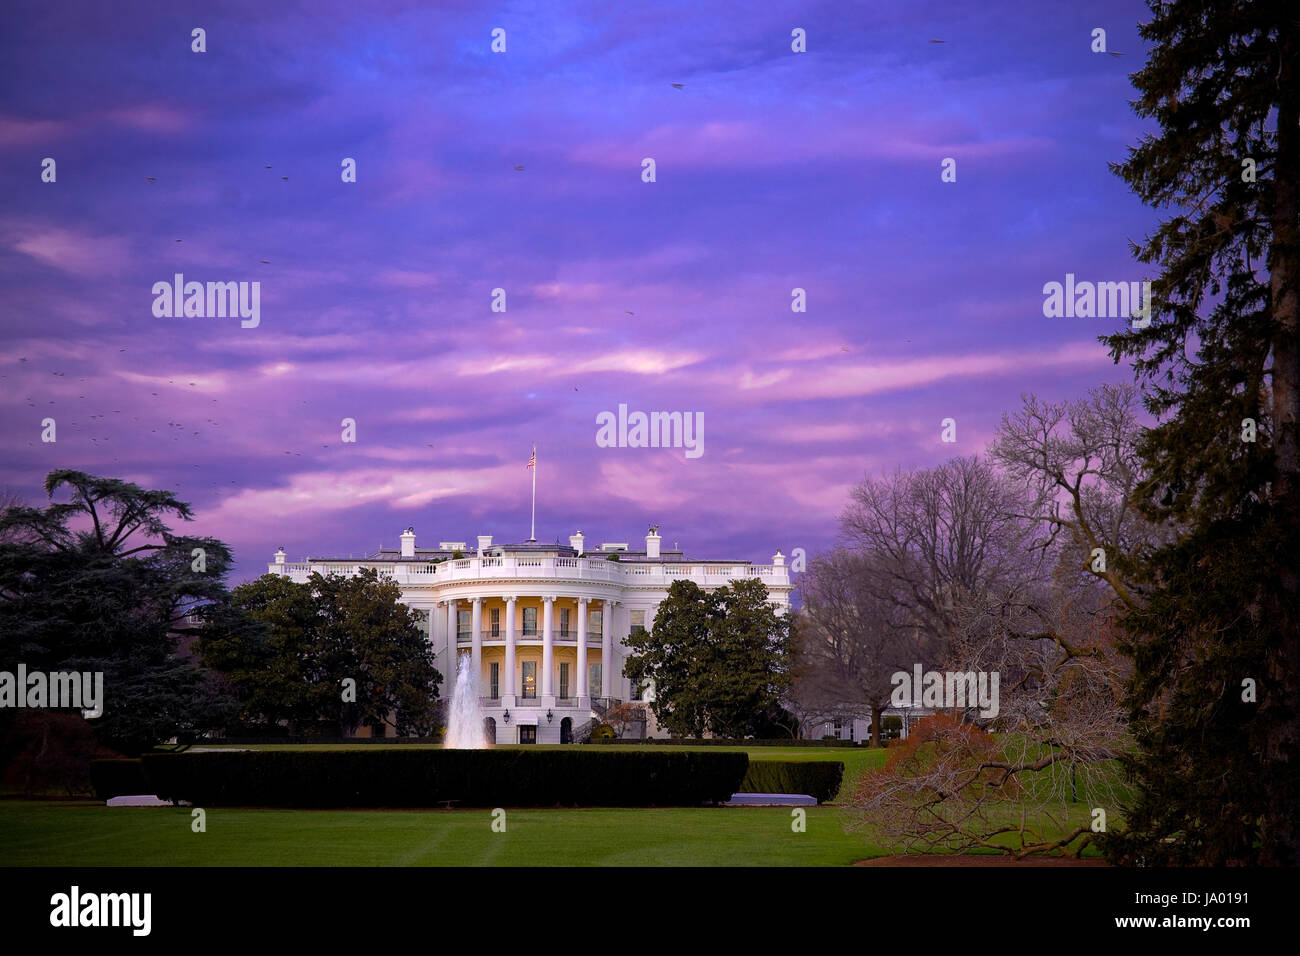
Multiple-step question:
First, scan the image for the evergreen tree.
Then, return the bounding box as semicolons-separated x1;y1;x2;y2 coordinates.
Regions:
624;578;792;738
1100;0;1300;864
202;569;442;736
0;470;235;754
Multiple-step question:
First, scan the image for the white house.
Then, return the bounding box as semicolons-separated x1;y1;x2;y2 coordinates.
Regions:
268;527;792;744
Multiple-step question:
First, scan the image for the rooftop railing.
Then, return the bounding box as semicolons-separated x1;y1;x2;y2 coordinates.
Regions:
273;556;790;588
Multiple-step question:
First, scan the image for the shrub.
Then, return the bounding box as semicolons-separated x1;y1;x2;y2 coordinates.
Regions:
1;711;118;796
740;760;845;803
139;749;750;808
89;758;148;799
589;723;616;741
590;737;853;747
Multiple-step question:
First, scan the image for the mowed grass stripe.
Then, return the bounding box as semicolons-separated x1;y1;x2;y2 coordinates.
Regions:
0;803;873;867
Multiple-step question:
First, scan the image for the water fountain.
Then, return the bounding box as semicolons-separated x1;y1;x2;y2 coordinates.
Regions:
443;653;489;749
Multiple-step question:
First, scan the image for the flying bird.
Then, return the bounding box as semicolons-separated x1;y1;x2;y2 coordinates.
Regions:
281;176;288;181
671;83;684;89
929;39;946;43
264;165;272;169
1108;50;1125;57
259;259;270;264
175;239;182;243
145;177;156;183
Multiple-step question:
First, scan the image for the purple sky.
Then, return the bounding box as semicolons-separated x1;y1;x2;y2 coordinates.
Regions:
1;0;1158;584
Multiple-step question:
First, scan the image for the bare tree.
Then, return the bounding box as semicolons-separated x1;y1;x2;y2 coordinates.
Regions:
791;549;919;746
839;455;1036;657
844;394;1154;857
988;382;1164;612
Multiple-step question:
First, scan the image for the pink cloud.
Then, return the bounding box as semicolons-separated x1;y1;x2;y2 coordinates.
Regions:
730;341;1109;401
5;224;133;276
100;104;193;134
0;115;70;148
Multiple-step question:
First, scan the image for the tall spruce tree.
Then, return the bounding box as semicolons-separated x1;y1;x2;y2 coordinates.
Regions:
1100;0;1300;865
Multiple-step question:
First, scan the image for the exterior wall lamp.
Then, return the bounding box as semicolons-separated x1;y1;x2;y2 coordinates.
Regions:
546;709;553;723
503;710;511;723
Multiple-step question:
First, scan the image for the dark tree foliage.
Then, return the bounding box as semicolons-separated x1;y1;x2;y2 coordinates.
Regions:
1099;0;1300;864
0;470;235;754
624;578;792;739
201;569;442;736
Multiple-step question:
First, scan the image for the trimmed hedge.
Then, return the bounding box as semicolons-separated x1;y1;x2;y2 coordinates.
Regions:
89;759;148;800
739;760;845;804
592;737;855;747
140;749;749;808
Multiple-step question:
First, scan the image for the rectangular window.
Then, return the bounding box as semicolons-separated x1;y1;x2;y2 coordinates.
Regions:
518;725;537;744
521;661;537;699
630;609;645;633
590;610;602;636
559;662;570;699
589;663;602;698
560;608;570;637
490;608;500;637
457;609;471;640
523;607;538;636
489;662;499;699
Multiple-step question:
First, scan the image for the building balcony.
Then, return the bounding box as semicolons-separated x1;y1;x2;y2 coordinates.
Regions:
457;630;602;646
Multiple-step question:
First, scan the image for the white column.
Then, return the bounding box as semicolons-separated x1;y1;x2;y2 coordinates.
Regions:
542;595;555;697
601;600;614;698
446;599;459;666
504;596;516;698
576;597;589;698
470;597;483;691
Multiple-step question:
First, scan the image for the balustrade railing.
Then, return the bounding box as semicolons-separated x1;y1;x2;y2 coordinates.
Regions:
277;555;791;588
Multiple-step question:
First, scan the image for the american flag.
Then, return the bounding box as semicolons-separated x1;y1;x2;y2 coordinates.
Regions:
526;446;535;470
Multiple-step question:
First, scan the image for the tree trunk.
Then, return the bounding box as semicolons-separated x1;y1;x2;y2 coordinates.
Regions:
1261;20;1300;867
870;707;884;748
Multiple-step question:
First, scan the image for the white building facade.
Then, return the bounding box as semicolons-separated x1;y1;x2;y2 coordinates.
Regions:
267;527;792;744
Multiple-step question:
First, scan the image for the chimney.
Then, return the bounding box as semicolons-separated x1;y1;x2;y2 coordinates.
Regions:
569;531;585;556
477;534;492;553
773;550;785;566
274;547;286;565
400;527;416;558
646;526;661;559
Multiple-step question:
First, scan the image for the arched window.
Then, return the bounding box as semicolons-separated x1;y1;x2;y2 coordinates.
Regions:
560;716;573;744
484;717;496;744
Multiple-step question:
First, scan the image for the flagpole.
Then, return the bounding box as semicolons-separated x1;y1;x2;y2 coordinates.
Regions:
530;443;537;541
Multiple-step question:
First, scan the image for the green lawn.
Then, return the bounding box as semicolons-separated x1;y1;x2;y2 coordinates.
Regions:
0;801;879;866
0;743;1110;865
